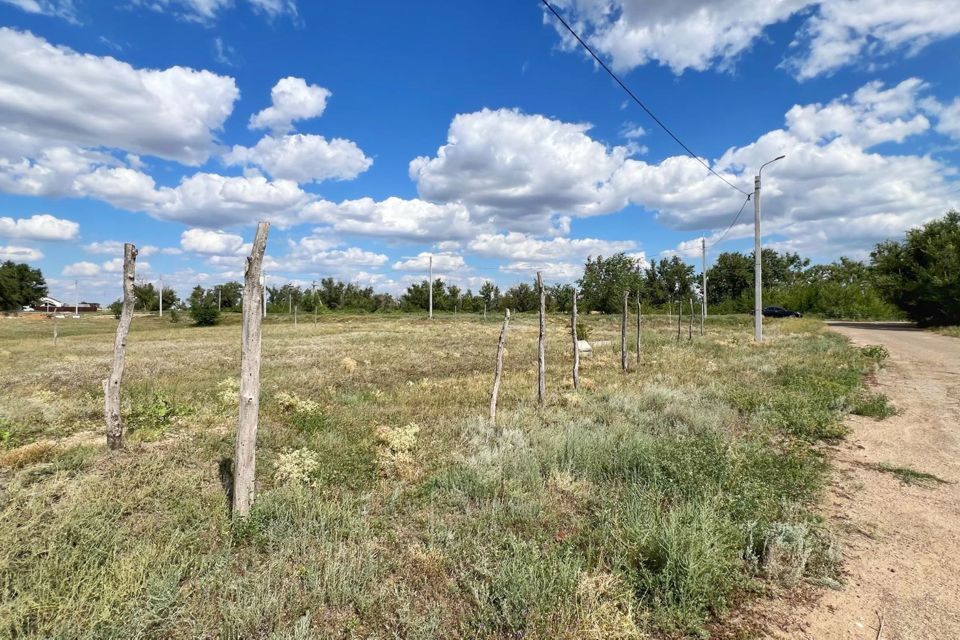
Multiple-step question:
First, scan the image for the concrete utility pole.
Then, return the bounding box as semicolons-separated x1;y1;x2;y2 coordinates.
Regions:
701;238;707;319
74;280;79;317
261;273;267;319
754;155;785;343
428;255;433;319
159;277;163;318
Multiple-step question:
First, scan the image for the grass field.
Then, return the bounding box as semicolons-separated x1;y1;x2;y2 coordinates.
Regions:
0;311;884;638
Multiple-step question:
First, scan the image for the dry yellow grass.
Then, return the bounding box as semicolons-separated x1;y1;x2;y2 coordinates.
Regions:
0;311;879;638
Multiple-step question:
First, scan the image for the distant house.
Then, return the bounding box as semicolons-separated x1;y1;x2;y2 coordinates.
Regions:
33;297;100;313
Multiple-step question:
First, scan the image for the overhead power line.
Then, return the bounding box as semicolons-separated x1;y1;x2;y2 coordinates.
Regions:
707;194;752;249
540;0;750;198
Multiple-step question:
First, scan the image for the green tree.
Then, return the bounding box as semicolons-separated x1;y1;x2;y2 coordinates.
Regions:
0;261;47;311
502;281;538;312
188;285;221;326
579;253;643;313
872;211;960;326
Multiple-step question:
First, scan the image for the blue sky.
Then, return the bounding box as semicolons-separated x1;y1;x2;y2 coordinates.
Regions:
0;0;958;303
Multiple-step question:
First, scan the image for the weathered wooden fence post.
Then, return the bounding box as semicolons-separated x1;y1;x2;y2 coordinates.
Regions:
103;242;137;449
53;315;58;346
676;298;682;341
636;294;641;365
621;291;628;372
489;309;510;425
571;287;580;391
537;272;546;405
233;221;270;518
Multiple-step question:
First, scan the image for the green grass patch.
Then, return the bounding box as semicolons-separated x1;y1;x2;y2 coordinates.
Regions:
870;463;949;487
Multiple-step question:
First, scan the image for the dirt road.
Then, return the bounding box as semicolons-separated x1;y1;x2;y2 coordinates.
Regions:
768;323;960;639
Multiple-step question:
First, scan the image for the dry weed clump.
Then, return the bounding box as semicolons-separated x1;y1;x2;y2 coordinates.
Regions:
275;391;320;414
375;423;420;478
273;448;322;487
570;572;643;640
0;441;59;469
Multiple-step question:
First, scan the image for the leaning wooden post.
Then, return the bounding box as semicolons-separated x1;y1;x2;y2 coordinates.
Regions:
635;294;641;366
621;291;628;372
571;287;580;391
233;221;270;518
489;309;510;425
103;242;137;449
537;272;546;405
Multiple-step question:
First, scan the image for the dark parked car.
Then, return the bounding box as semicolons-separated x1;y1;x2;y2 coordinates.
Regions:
762;306;802;318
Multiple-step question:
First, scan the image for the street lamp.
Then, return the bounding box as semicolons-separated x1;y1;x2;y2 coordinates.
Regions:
754;154;785;343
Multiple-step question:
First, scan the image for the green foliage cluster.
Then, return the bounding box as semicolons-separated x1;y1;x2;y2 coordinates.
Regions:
0;261;47;312
188;285;222;326
872;210;960;326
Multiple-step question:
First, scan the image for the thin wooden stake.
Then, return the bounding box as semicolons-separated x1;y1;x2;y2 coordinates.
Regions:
103;242;137;450
53;316;58;346
537;272;546;405
489;309;510;425
688;298;693;340
621;291;628;372
676;297;682;341
572;287;580;391
233;222;270;518
636;294;641;365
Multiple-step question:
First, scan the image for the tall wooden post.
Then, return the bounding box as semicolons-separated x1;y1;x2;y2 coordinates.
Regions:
636;294;641;365
571;287;580;391
489;309;510;425
688;298;693;340
537;272;546;405
233;222;270;518
621;291;628;372
103;243;137;449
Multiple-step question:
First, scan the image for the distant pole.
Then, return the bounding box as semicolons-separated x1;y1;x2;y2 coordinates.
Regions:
635;294;641;365
688;298;693;340
294;304;298;326
261;273;267;319
428;255;433;320
701;237;707;319
571;287;580;391
53;315;58;346
288;293;292;315
483;301;487;322
312;280;318;325
755;155;785;343
621;291;628;372
537;272;546;405
218;286;222;312
159;277;163;318
74;280;79;316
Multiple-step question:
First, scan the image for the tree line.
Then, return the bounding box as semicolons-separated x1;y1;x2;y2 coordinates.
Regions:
4;210;956;327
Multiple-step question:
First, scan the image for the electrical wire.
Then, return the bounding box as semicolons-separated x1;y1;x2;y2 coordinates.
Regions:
706;193;752;249
540;0;751;198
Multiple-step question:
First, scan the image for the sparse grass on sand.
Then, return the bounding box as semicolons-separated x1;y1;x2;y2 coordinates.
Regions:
870;463;950;487
0;312;877;638
933;326;960;338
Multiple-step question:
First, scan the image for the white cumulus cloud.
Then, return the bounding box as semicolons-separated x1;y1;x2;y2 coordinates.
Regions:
0;28;238;165
0;214;78;240
546;0;960;79
224;133;372;183
249;77;330;133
